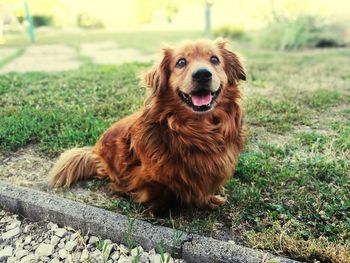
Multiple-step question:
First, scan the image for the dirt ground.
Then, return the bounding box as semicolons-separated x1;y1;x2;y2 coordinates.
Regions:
0;146;53;190
0;146;129;218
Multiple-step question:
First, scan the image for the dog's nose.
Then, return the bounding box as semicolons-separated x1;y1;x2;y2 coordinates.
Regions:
192;68;212;83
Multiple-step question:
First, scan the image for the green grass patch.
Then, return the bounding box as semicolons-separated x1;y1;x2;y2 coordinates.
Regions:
296;131;329;148
332;122;350;150
303;90;346;109
246;97;307;133
0;63;147;155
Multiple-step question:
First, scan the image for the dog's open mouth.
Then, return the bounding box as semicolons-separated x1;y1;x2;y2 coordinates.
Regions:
178;89;220;112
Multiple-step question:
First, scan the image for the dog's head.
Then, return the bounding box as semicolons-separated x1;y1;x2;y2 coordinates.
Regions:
144;39;246;113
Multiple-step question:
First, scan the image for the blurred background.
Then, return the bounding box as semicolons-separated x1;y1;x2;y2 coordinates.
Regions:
1;0;350;50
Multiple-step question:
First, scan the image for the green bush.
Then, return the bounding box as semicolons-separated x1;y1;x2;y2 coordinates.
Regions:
257;15;345;50
213;25;248;41
17;15;52;28
77;13;104;29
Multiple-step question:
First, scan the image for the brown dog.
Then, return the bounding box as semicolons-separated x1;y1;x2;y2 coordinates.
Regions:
49;39;246;214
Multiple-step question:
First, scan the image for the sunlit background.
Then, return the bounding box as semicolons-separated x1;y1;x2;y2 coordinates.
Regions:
1;0;350;49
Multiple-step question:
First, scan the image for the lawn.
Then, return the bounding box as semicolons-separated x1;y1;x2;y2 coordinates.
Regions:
0;32;349;262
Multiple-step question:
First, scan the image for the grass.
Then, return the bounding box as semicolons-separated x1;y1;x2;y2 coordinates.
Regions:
0;32;350;262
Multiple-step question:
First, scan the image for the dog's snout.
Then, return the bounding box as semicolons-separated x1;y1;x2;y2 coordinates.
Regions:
192;68;212;83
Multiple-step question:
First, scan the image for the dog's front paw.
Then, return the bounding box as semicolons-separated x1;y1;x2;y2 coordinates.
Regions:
206;195;227;209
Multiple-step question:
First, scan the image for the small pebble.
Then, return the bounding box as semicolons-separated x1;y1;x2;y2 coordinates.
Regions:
23;225;32;233
111;251;120;261
55;228;67;238
65;240;77;252
58;248;68;259
2;227;20;240
0;246;13;261
0;210;184;263
15;249;29;259
117;255;130;263
20;254;36;263
35;243;54;257
70;232;79;241
131;246;144;257
6;220;21;231
80;249;89;261
88;236;99;244
91;250;103;262
119;244;129;255
49;258;60;263
50;236;60;246
23;236;31;245
57;242;65;249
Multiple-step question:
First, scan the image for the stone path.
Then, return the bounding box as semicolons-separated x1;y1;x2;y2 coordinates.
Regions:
0;45;81;74
0;42;155;74
0;209;182;263
80;41;155;65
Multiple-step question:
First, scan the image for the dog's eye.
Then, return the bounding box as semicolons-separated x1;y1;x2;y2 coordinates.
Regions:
176;58;187;68
210;55;220;65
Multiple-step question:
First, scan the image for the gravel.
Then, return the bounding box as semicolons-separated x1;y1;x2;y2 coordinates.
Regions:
0;209;184;263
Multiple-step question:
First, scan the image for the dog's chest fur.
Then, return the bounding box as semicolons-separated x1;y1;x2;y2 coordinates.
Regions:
131;108;242;203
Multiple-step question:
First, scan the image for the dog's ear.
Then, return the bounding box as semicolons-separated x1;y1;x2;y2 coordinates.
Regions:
216;38;246;84
143;48;172;95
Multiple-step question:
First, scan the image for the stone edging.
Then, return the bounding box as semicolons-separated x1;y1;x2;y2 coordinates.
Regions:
0;182;299;263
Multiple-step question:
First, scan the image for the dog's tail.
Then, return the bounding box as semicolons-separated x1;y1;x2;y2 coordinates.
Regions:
49;147;98;188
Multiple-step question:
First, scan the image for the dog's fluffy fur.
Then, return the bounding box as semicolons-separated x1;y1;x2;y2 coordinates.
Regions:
49;39;246;214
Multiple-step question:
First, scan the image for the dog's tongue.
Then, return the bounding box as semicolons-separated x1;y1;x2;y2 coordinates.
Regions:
191;93;212;106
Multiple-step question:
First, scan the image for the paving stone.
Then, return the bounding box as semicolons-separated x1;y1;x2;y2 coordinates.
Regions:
0;45;81;74
80;41;155;65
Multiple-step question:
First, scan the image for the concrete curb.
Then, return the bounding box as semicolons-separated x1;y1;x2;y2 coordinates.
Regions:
0;182;299;263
